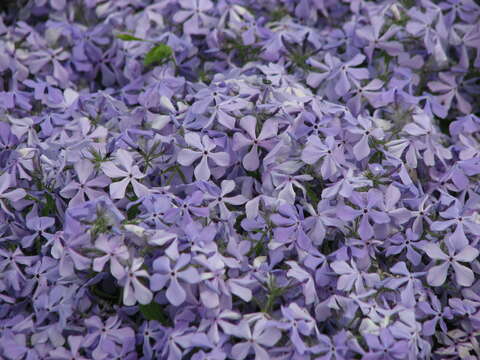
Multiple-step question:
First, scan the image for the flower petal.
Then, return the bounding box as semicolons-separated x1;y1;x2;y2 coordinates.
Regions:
194;155;211;181
109;178;130;199
166;277;186;306
177;149;201;166
452;262;475;287
427;262;449;286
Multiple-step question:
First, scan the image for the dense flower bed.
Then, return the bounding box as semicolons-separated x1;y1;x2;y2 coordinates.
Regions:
0;0;480;359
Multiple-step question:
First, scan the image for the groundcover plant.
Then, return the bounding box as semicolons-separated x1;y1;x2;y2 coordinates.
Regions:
0;0;480;359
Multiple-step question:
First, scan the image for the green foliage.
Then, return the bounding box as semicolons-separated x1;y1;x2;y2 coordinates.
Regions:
250;236;266;258
139;302;171;325
91;212;113;236
90;283;119;303
137;140;163;170
116;33;144;41
305;183;320;207
127;203;141;220
245;169;261;182
262;275;290;313
144;44;174;67
117;33;174;68
41;193;57;217
270;7;289;22
399;0;415;9
164;164;187;185
89;148;110;170
223;38;261;66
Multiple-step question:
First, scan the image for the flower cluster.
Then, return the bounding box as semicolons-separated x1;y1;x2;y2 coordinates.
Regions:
0;0;480;359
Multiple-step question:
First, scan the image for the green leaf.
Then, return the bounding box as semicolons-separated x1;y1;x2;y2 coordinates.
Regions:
41;193;57;217
127;202;141;220
144;44;173;67
305;183;321;207
91;212;113;236
139;302;170;325
116;33;144;41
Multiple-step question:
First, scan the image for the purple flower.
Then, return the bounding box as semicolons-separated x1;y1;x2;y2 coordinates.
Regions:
428;72;472;114
177;132;230;181
331;259;380;293
408;195;434;234
430;199;480;249
334;54;370;97
385;261;425;307
173;0;215;35
313;330;358;359
356;16;404;60
83;316;135;360
347;78;385;115
364;328;408;360
348;116;384;161
139;194;175;228
157;327;213;360
321;168;372;199
406;7;444;54
418;295;453;336
276;303;315;354
49;335;89;360
101;149;150;199
167;190;209;225
203;180;248;220
198;309;241;344
51;232;92;277
307;52;342;90
423;238;479;287
386;229;426;266
229;318;281;360
301;135;344;179
270;204;314;252
233;116;278;171
458;134;480;160
92;235;129;280
286;261;317;304
27;47;70;84
21;210;55;248
271;171;313;204
0;0;479;357
0;173;26;217
150;253;200;306
121;258;153;306
0;248;36;292
138;321;163;359
195;252;253;307
338;189;390;240
61;159;111;205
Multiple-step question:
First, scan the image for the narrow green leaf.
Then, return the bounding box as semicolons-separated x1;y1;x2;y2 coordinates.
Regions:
144;44;173;67
116;33;144;41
